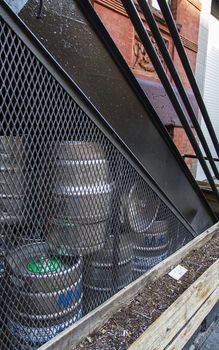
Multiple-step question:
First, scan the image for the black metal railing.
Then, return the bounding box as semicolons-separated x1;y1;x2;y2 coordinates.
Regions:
121;0;219;201
158;0;219;161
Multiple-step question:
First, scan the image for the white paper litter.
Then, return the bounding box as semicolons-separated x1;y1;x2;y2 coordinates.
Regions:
168;265;188;281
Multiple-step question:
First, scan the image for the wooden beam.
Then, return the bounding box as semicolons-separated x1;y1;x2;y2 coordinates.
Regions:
128;260;219;350
166;287;219;350
38;222;219;350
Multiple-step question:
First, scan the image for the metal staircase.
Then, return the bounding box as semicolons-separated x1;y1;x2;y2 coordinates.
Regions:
0;1;218;349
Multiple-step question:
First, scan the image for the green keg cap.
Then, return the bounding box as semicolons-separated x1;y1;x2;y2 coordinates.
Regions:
26;256;61;274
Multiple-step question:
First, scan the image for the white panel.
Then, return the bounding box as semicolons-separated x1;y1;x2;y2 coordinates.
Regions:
150;0;169;10
196;14;219;180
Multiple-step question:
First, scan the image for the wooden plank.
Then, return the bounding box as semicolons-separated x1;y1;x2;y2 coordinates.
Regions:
39;223;219;350
128;259;219;350
166;287;219;350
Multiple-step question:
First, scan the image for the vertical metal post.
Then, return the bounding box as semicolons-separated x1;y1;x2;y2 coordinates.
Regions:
158;0;219;159
138;0;219;180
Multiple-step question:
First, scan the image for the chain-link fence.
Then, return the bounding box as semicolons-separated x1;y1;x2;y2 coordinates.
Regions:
0;15;193;350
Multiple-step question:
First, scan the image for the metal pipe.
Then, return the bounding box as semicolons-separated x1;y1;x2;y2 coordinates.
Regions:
183;154;219;163
121;0;219;201
138;0;219;180
157;0;219;159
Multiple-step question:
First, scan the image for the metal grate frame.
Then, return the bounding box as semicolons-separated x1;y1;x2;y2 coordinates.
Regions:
1;5;193;350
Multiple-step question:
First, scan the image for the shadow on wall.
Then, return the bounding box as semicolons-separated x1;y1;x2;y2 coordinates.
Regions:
137;78;198;128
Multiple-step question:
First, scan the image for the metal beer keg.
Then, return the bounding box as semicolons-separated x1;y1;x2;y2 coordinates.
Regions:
6;243;83;347
84;234;133;312
0;136;24;224
48;141;112;256
132;220;169;279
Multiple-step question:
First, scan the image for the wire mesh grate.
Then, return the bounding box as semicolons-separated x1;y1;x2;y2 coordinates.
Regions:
1;16;193;350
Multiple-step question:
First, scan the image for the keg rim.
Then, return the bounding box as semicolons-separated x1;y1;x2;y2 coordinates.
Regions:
52;183;113;196
90;257;132;268
0;164;20;172
132;252;168;261
57;141;105;159
58;141;102;148
133;243;169;251
6;243;82;278
132;252;168;270
57;159;107;166
59;141;86;146
15;275;82;298
50;217;108;227
0;193;23;199
84;279;132;292
8;297;83;322
0;213;22;223
8;307;82;329
48;241;105;256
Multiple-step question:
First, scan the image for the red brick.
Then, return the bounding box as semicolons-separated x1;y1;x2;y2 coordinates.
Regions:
93;0;201;154
173;127;195;170
94;3;134;66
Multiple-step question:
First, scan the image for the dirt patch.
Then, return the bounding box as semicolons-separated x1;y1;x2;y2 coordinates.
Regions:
74;232;219;350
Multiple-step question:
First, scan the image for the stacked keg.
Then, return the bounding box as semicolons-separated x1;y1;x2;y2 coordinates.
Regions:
47;141;112;256
6;243;82;349
0;136;24;347
132;220;169;279
0;136;24;226
126;184;160;234
0;234;6;345
0;234;6;300
121;183;169;279
84;234;133;312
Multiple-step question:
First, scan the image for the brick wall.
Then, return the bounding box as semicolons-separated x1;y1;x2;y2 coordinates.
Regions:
172;0;201;88
173;127;195;172
93;0;200;171
94;0;201;85
94;3;134;66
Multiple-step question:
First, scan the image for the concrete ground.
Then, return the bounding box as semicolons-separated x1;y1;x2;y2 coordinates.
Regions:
186;303;219;350
199;322;219;350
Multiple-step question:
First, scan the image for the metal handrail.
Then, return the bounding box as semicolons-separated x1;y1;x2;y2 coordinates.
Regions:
183;154;219;163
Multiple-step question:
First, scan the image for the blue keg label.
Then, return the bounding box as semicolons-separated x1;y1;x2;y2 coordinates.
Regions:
74;284;81;301
8;310;82;344
144;233;168;248
133;252;168;270
57;285;81;309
